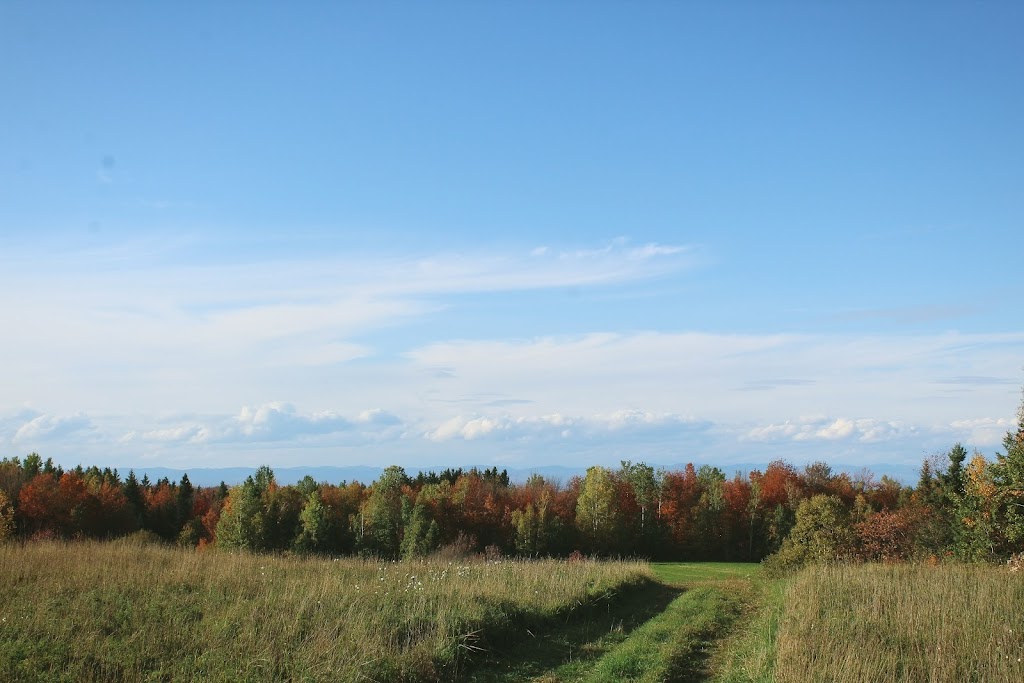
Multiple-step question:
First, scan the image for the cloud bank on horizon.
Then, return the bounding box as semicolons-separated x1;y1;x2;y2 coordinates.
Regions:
0;3;1022;474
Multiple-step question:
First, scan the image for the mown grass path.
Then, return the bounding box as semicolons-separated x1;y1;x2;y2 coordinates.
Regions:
468;562;761;683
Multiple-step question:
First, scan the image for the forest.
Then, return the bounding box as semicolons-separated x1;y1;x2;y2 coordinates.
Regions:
2;393;1022;567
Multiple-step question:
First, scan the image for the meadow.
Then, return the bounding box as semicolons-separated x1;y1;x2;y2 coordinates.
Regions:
4;541;1024;683
772;563;1024;683
713;563;1024;683
0;541;650;682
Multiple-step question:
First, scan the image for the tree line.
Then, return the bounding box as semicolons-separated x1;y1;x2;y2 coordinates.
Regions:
1;396;1022;565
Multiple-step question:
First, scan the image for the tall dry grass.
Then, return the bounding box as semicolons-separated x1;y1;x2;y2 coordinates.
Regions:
774;563;1024;683
0;540;650;682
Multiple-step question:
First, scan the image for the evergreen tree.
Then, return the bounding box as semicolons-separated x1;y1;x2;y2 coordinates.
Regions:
22;453;42;479
176;473;194;529
122;470;145;527
400;501;438;559
943;443;968;498
993;392;1024;549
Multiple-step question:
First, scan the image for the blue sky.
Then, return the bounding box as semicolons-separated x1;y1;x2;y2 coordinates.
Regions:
1;2;1022;474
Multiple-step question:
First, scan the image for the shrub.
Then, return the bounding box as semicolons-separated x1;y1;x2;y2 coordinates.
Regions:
763;494;855;575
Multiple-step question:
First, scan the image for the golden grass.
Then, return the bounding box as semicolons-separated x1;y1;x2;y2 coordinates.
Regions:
774;563;1024;683
0;540;650;682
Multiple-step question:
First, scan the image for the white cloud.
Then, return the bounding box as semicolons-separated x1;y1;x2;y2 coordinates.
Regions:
122;403;405;446
356;409;402;426
628;243;688;259
122;424;205;443
813;418;857;441
746;416;914;444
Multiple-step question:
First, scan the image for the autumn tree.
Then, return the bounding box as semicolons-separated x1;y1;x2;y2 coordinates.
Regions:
144;481;180;540
855;507;923;562
319;481;364;554
449;470;512;551
0;457;29;509
0;489;14;541
91;479;135;537
752;460;803;554
17;473;60;536
512;476;563;555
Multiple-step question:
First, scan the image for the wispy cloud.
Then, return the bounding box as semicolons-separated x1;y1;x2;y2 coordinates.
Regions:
424;410;710;443
933;376;1019;386
0;236;697;417
0;234;1020;472
405;331;1024;427
740;378;817;392
121;403;405;445
947;417;1016;446
12;413;96;443
823;304;979;325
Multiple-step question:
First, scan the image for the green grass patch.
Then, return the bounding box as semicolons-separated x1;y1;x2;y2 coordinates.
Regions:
584;585;744;683
651;562;761;587
450;563;760;682
708;574;784;683
461;580;681;682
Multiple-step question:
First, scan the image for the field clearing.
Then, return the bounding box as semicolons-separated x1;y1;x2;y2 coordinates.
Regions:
651;562;761;587
0;541;650;682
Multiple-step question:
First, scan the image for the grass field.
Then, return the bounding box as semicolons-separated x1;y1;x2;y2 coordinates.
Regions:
709;562;1024;683
0;541;650;682
773;563;1024;683
5;540;1017;683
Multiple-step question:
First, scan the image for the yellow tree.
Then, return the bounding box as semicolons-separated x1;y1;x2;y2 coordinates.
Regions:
953;453;999;560
575;466;621;553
